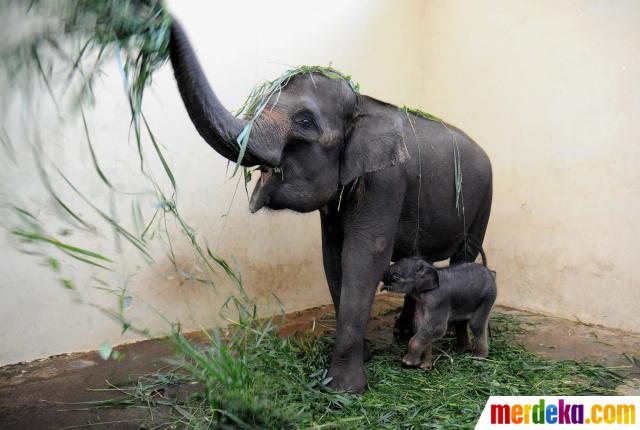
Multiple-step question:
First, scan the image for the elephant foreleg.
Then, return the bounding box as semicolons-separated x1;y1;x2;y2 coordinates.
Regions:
327;175;404;393
320;210;343;314
328;239;395;392
321;210;374;362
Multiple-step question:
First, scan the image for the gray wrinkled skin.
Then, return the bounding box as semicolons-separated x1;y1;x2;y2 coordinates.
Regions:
382;257;497;369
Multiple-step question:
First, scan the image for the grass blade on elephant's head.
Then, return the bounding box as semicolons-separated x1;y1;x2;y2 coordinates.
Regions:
232;123;252;176
401;106;442;122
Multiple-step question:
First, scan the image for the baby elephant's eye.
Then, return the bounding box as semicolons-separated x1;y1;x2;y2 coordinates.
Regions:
392;273;400;280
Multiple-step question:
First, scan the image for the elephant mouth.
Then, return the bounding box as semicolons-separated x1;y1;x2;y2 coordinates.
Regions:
259;166;273;185
380;283;403;294
249;166;278;213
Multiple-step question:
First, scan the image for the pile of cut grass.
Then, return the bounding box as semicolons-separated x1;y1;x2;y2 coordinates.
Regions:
100;313;621;429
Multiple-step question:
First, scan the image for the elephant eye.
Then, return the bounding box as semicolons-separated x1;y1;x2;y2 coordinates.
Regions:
294;113;317;130
392;272;400;280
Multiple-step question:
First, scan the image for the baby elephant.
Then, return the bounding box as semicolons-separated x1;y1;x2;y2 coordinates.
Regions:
381;257;497;370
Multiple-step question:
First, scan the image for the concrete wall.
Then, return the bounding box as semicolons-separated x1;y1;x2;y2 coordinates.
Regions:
0;0;426;366
2;0;638;366
420;0;640;332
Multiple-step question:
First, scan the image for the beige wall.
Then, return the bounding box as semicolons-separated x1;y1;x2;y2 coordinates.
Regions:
0;0;426;366
421;0;640;332
2;0;638;366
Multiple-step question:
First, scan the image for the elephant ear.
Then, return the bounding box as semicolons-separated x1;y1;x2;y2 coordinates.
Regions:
415;260;439;292
340;96;410;185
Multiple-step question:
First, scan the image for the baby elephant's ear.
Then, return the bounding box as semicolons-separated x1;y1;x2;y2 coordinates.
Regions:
415;260;439;292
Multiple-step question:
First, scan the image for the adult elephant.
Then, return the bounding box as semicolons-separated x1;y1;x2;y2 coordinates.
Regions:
169;21;492;393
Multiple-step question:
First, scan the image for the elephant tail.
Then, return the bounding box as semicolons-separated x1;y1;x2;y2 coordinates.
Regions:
457;233;489;267
477;245;488;267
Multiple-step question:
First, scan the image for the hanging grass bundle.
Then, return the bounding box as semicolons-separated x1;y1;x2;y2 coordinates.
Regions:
2;0;171;113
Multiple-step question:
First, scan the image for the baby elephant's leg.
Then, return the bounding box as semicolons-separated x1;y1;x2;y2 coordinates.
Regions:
419;343;433;370
454;321;471;353
470;301;493;358
402;334;426;368
403;316;447;368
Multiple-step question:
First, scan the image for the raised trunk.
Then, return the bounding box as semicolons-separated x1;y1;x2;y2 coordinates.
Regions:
169;20;260;166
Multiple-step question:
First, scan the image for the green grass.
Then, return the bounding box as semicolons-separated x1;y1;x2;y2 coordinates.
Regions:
401;106;443;123
96;313;621;429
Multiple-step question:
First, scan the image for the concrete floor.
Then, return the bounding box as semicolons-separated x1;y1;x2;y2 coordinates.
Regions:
1;295;639;429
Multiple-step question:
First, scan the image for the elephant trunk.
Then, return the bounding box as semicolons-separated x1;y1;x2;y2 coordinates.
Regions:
169;20;262;166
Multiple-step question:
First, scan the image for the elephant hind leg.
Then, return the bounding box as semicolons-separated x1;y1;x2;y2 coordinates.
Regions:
454;321;472;352
470;297;495;358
